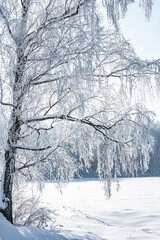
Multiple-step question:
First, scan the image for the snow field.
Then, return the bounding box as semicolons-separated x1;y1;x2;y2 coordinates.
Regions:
0;177;160;239
42;177;160;239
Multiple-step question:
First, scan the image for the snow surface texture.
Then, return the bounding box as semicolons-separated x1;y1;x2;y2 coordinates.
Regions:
0;213;65;240
0;177;160;239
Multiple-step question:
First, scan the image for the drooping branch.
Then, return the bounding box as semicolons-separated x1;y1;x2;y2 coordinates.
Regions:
103;0;153;27
22;114;131;144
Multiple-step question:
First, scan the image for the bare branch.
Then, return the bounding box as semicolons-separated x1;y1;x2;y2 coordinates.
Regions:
0;100;15;107
12;144;51;151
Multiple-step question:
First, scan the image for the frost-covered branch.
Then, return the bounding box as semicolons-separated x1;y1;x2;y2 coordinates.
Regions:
0;7;15;41
22;114;132;144
103;0;153;27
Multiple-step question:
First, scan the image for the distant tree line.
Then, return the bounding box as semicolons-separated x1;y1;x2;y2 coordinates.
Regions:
146;123;160;176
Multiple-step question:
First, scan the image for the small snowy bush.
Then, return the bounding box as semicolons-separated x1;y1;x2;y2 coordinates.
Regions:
13;186;56;230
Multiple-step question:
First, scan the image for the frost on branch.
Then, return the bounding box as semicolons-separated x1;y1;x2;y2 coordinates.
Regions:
103;0;153;26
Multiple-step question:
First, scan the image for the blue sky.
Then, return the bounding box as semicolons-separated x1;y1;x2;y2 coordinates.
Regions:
119;0;160;60
119;0;160;120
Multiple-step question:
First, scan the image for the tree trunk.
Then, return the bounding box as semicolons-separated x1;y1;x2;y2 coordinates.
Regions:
0;146;16;223
0;109;21;223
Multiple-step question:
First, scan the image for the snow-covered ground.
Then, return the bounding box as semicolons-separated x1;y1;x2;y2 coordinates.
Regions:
0;177;160;240
0;212;66;240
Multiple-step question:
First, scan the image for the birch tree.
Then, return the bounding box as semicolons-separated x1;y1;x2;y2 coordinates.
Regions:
0;0;159;224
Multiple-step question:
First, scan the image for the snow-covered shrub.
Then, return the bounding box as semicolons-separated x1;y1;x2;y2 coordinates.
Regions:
13;186;56;230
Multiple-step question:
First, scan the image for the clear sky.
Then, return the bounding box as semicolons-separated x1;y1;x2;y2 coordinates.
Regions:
119;0;160;120
119;0;160;60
